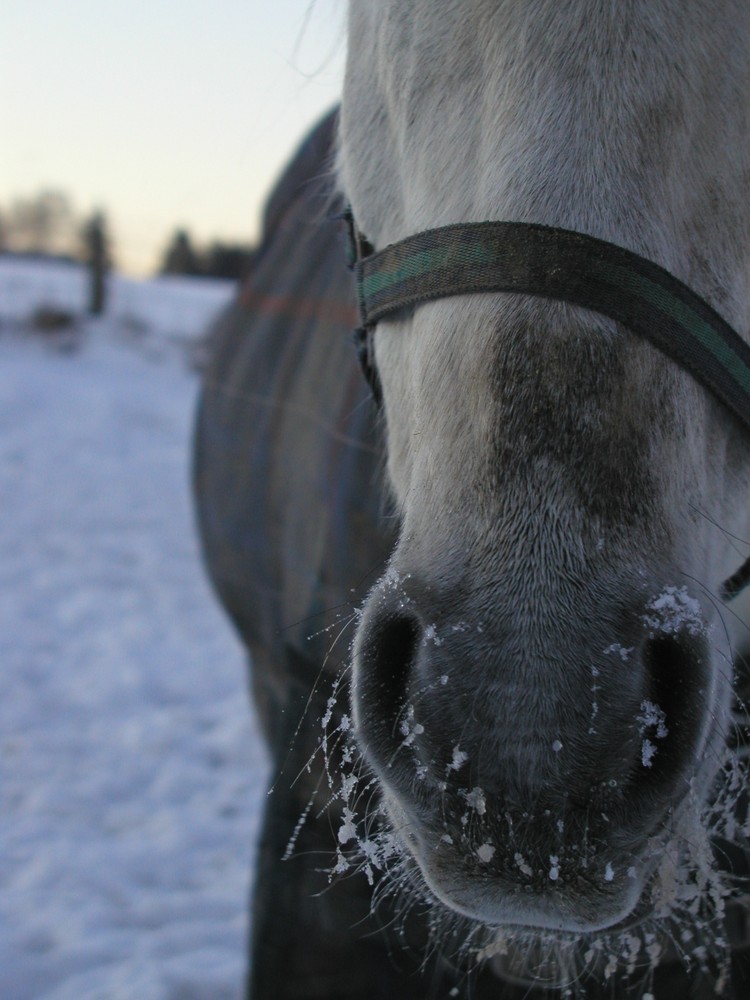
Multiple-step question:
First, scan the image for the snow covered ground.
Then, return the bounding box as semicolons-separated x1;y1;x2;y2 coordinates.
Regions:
0;259;269;1000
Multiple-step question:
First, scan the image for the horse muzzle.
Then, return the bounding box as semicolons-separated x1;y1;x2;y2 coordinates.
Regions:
351;564;720;933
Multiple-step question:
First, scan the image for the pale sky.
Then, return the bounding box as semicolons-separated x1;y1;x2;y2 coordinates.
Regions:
1;1;346;274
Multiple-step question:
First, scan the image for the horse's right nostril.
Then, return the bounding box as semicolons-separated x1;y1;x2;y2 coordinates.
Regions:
353;610;422;760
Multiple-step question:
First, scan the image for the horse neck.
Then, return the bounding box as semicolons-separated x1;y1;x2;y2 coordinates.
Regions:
343;0;750;329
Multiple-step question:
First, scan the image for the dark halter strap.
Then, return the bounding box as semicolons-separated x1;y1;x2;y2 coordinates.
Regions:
344;212;750;600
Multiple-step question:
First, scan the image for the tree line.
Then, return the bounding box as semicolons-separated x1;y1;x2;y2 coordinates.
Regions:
159;228;255;281
0;189;255;281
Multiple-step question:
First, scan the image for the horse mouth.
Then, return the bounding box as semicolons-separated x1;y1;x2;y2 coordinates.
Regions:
385;801;643;935
376;760;715;941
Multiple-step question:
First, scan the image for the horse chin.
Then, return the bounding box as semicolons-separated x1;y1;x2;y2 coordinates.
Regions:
382;790;647;936
420;870;643;937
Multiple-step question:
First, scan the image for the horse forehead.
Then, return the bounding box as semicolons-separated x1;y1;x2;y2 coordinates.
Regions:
347;5;675;149
343;2;750;262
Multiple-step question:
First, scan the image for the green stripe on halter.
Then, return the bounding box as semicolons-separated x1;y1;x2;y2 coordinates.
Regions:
588;258;750;397
350;218;750;599
361;242;495;300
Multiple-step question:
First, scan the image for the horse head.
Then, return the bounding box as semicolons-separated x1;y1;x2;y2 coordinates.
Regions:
337;0;750;948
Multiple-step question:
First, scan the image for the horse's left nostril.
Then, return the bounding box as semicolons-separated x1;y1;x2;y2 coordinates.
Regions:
353;609;423;765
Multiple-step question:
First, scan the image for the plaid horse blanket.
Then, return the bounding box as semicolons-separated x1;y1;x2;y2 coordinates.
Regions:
193;107;395;735
193;111;413;999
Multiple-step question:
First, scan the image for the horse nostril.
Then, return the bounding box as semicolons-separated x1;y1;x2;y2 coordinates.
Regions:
634;631;708;788
354;610;422;760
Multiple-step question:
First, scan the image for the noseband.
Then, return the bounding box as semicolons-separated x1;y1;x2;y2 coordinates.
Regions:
344;211;750;600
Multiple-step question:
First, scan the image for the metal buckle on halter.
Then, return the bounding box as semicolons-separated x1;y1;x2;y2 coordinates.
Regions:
341;205;374;271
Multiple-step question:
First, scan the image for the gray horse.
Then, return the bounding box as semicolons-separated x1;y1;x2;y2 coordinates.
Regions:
195;108;750;997
195;4;750;996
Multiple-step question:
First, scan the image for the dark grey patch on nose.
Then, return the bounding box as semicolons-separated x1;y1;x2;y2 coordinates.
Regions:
486;304;681;533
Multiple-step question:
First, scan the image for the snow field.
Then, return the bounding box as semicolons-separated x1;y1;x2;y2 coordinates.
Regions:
0;260;268;1000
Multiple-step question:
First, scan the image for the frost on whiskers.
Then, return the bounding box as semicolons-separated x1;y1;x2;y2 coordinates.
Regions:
301;646;749;999
293;671;407;889
313;669;749;997
290;577;746;998
476;747;750;997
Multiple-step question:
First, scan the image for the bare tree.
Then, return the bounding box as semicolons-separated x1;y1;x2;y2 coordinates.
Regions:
5;190;77;256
